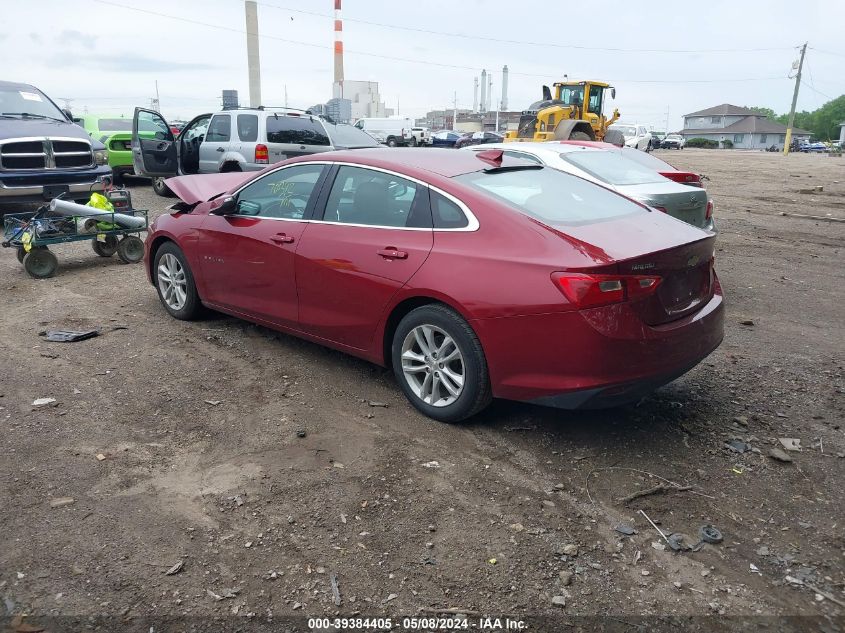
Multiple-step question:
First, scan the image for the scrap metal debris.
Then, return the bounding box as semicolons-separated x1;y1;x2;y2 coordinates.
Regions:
330;572;342;606
41;329;99;343
164;560;184;576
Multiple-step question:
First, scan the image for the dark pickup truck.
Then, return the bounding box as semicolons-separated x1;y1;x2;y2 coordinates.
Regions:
0;80;111;206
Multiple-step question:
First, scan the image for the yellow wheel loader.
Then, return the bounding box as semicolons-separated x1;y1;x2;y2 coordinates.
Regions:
504;81;622;144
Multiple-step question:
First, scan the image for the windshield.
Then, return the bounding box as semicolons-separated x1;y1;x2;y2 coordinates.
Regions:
610;125;637;137
324;121;380;148
0;85;65;120
666;134;682;140
454;167;644;226
561;150;666;186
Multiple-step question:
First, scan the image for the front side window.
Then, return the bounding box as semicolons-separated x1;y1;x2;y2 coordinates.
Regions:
235;164;325;219
206;115;231;142
454;167;643;226
183;116;210;141
237;114;258;142
322;166;429;228
266;116;330;146
587;88;603;115
137;110;172;140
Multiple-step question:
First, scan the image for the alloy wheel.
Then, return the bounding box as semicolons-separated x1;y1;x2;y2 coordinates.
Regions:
401;324;465;407
157;253;187;310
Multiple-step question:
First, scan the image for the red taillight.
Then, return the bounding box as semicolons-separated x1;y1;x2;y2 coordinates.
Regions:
255;144;269;164
706;199;714;220
552;272;662;309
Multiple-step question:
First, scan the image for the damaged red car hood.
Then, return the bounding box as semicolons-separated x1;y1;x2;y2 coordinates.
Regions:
164;173;254;205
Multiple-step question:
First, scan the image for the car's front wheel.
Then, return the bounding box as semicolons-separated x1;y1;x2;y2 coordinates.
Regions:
153;242;203;320
152;177;174;197
392;304;492;423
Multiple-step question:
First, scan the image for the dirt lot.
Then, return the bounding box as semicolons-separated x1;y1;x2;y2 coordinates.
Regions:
1;149;843;630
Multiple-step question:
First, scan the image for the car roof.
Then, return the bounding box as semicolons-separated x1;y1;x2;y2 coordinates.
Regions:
294;147;534;178
0;80;38;91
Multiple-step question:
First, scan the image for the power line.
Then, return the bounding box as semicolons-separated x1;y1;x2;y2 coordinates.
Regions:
88;0;792;84
254;0;795;54
801;80;834;101
808;47;845;59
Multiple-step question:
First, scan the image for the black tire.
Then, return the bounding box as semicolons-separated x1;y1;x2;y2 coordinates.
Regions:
569;131;592;141
17;245;48;264
153;242;203;320
391;304;492;423
386;137;398;147
117;235;144;264
23;248;59;279
409;137;418;147
91;235;119;257
152;177;174;197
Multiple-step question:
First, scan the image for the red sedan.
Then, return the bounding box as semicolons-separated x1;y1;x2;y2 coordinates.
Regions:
143;148;724;422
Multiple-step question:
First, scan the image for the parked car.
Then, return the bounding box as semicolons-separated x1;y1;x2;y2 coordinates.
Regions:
662;134;686;150
143;148;724;422
74;114;161;183
799;141;827;153
454;131;503;149
0;80;111;205
558;141;705;187
431;130;465;148
410;127;431;146
353;117;415;146
131;107;380;196
467;142;714;231
607;123;652;151
648;132;665;151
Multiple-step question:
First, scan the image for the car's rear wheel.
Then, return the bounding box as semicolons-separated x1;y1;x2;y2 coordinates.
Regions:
392;305;491;423
409;137;418;147
153;242;202;320
386;137;398;147
152;177;174;197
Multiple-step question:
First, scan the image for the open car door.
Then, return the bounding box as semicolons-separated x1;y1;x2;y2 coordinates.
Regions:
132;107;177;177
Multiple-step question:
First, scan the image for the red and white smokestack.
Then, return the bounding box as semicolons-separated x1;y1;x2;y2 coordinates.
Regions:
333;0;344;98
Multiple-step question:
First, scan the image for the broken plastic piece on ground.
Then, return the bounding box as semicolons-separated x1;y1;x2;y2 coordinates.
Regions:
698;524;723;544
615;524;637;536
42;329;99;343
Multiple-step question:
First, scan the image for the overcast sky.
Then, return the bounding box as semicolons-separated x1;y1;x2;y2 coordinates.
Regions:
2;0;843;131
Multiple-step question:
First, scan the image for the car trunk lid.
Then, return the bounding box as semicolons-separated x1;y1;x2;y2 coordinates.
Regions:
619;181;709;229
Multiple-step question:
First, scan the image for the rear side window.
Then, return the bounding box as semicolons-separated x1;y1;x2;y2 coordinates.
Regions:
431;191;468;229
266;116;330;146
323;166;429;228
237;114;258;142
454;168;643;226
206;115;231;142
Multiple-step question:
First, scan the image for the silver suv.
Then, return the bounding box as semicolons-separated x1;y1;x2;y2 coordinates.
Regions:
131;106;380;196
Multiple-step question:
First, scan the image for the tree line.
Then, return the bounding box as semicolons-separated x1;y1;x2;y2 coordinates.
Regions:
746;96;845;141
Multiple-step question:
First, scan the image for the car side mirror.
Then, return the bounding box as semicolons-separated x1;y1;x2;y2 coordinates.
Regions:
62;108;73;121
610;88;616;99
211;196;237;215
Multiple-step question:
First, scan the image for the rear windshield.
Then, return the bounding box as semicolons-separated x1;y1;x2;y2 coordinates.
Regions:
323;121;380;148
618;146;671;171
454;167;644;226
561;150;666;185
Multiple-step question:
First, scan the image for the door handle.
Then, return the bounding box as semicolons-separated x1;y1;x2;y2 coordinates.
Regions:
216;147;225;152
270;233;295;244
377;248;408;260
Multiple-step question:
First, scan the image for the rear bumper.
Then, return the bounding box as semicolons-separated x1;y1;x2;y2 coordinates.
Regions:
0;166;112;202
473;287;724;408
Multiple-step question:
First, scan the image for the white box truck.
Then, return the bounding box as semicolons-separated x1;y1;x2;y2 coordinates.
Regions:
353;118;415;147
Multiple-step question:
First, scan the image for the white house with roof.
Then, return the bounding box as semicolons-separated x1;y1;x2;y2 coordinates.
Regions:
679;104;811;149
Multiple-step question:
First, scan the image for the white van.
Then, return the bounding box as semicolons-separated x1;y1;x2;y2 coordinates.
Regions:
353;117;415;147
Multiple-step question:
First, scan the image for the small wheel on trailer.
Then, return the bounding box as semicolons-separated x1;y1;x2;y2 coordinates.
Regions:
23;248;59;279
92;235;119;257
17;245;46;264
117;235;144;264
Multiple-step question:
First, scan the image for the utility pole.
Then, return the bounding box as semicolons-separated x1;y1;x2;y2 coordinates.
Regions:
453;91;457;130
784;42;807;156
664;106;670;134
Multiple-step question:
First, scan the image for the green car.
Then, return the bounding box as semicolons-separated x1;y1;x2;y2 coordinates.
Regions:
73;114;156;183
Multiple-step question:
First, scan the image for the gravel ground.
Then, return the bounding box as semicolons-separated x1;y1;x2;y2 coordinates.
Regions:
0;149;843;631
